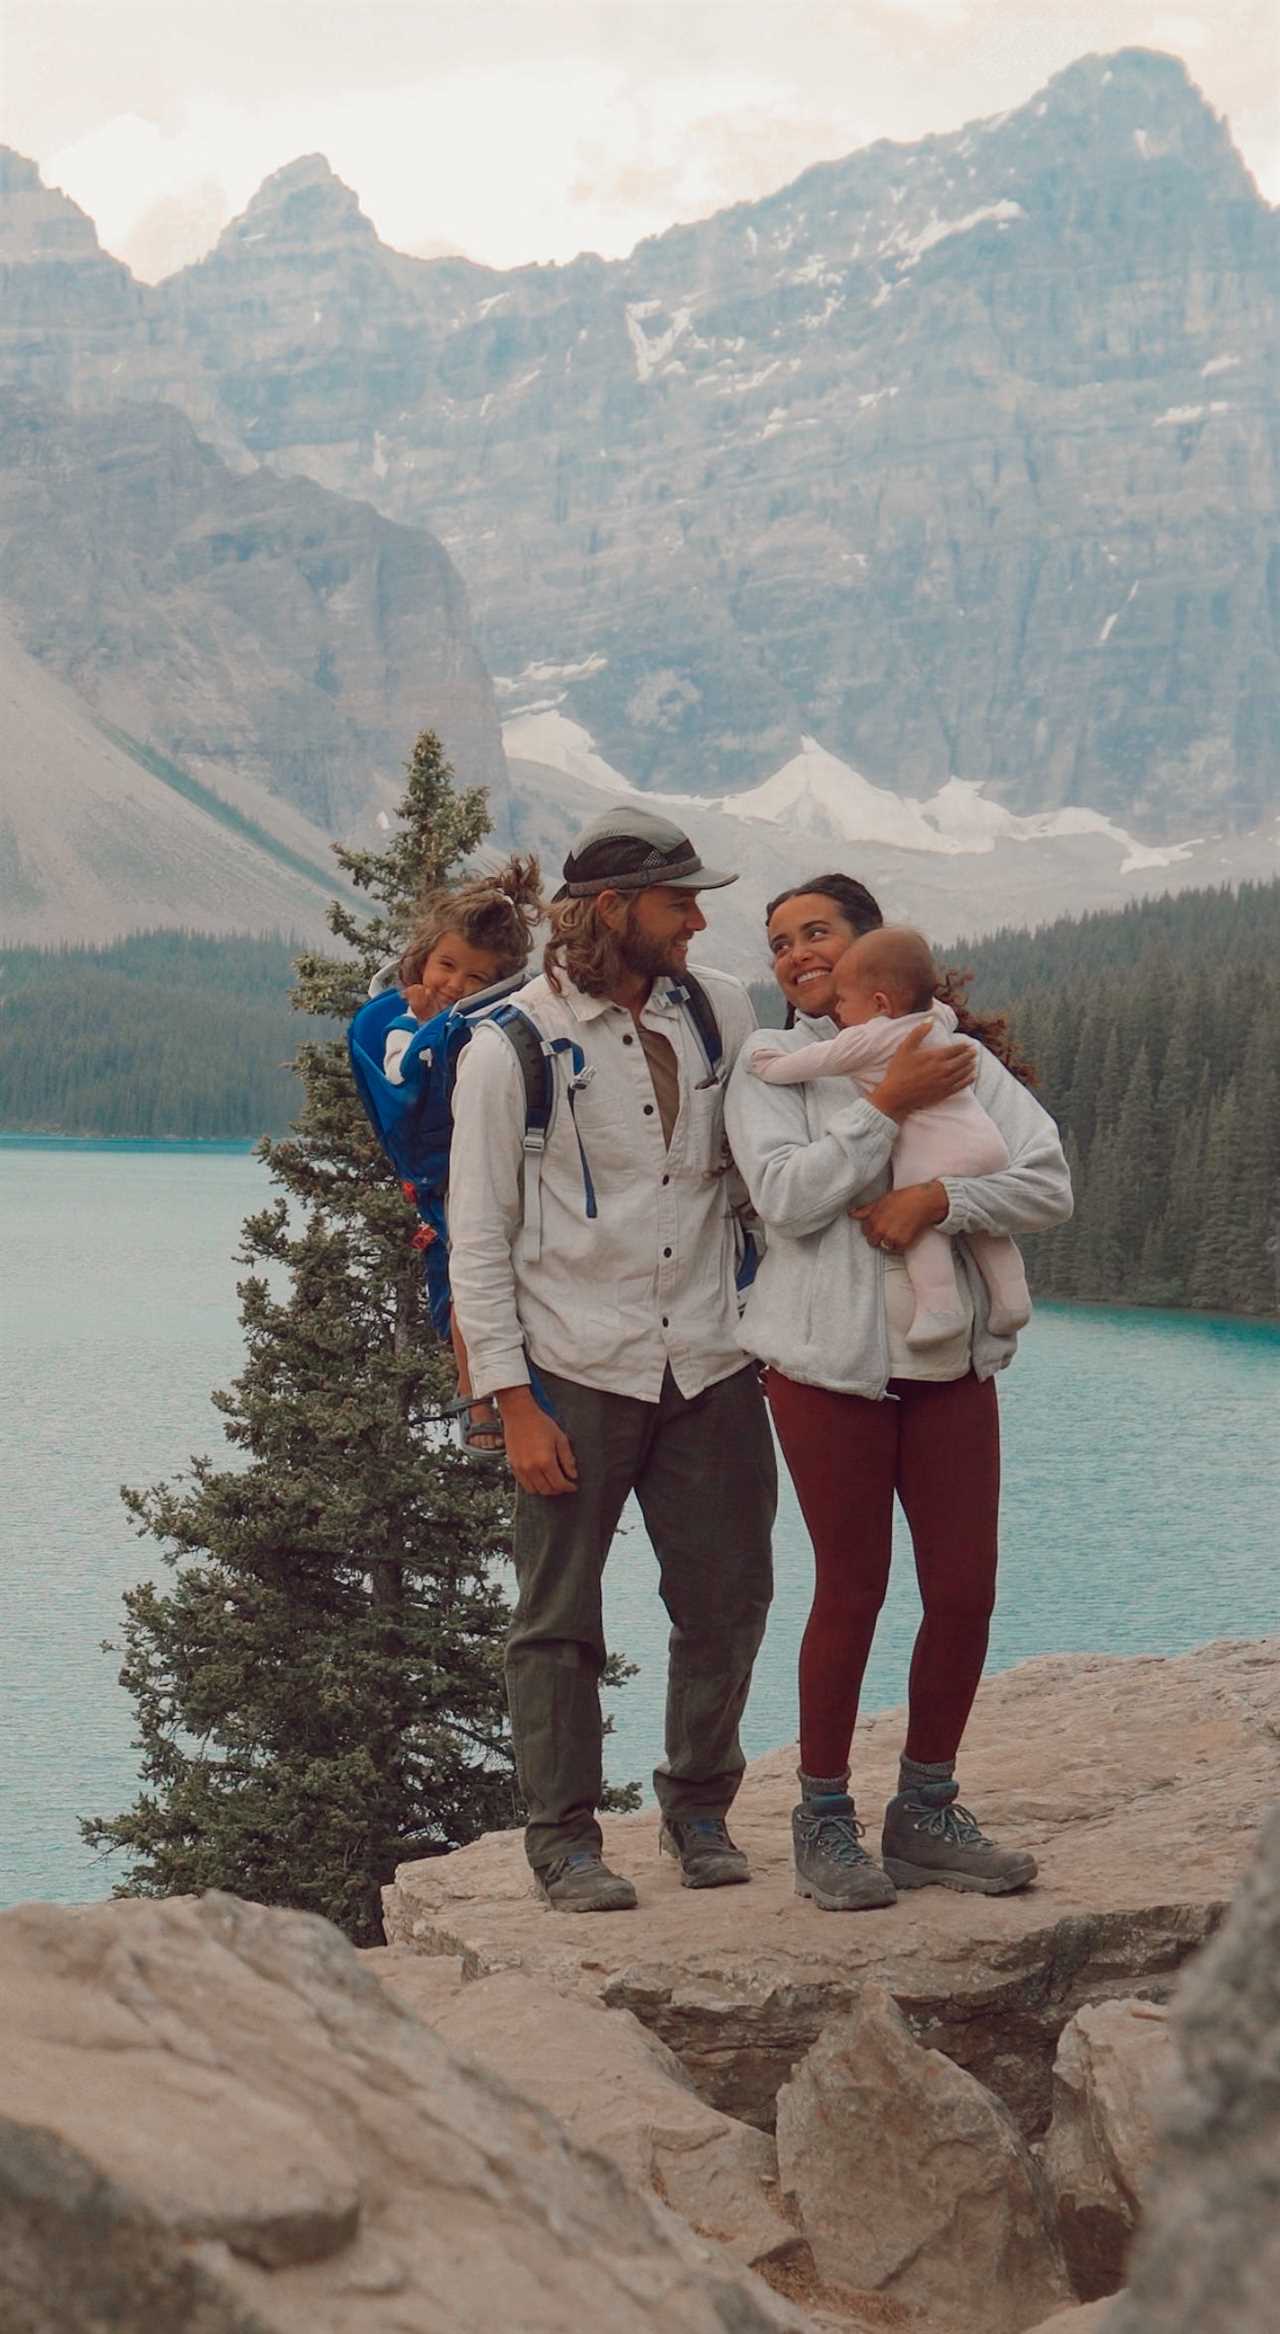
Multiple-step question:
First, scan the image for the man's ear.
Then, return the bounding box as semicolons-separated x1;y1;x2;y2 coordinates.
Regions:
594;887;627;934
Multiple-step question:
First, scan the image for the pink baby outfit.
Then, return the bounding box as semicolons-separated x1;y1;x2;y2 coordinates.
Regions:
751;1002;1031;1349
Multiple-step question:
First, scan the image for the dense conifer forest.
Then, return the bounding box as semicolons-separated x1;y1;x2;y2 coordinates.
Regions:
5;881;1278;1316
955;880;1280;1318
0;931;321;1138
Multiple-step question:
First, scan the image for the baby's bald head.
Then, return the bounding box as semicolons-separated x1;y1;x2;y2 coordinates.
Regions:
834;926;938;1023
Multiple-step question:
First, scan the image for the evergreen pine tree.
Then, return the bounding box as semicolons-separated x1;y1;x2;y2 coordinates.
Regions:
83;736;526;1942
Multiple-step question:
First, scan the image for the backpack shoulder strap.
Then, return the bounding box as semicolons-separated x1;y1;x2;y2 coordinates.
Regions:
673;970;724;1084
487;1004;556;1264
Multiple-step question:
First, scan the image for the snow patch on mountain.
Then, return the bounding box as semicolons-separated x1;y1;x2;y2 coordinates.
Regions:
625;301;693;383
506;716;1200;877
884;200;1025;267
501;710;630;793
731;736;949;852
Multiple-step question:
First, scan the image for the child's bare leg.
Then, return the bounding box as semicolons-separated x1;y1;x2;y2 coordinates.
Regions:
450;1317;504;1451
966;1232;1031;1336
903;1229;968;1350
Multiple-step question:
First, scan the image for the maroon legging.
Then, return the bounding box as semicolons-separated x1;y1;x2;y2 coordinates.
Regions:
765;1368;1000;1775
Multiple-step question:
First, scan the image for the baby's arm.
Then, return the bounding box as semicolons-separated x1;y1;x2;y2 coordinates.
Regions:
750;1025;885;1084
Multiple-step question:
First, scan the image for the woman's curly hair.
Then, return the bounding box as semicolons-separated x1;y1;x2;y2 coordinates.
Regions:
399;853;544;988
765;873;1037;1085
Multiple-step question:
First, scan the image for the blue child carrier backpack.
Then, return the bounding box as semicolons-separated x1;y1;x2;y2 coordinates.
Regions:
347;967;757;1344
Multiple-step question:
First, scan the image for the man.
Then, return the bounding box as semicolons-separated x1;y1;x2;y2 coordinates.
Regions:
449;806;776;1911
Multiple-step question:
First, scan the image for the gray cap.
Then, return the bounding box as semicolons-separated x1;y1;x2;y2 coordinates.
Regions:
554;804;738;901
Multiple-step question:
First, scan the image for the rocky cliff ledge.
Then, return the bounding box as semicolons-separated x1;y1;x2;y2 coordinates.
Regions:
3;1639;1276;2334
383;1639;1278;2138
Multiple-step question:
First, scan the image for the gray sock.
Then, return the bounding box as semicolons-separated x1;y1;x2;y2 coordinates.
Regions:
798;1767;852;1806
897;1754;957;1805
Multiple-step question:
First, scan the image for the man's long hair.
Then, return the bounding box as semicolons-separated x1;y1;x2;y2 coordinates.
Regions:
544;894;640;997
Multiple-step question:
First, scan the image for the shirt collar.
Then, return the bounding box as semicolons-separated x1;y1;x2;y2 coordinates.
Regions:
556;975;687;1024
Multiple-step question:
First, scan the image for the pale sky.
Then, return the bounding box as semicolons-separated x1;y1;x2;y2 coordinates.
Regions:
2;0;1276;281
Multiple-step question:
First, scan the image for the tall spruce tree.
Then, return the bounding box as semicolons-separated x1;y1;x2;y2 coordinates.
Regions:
84;735;525;1943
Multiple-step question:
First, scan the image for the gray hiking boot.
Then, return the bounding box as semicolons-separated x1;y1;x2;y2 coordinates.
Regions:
659;1814;751;1888
792;1796;897;1912
881;1776;1037;1896
535;1849;638;1913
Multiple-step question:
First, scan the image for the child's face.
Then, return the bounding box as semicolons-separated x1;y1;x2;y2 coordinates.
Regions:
412;930;504;1012
832;950;888;1028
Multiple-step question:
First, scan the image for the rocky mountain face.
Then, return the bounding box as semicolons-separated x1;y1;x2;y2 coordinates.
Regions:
0;396;507;836
5;49;1268;838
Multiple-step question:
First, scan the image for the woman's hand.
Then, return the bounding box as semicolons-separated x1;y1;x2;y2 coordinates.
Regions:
853;1181;949;1253
869;1022;974;1123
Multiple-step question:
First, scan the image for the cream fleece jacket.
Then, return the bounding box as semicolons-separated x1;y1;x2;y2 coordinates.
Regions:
724;1015;1073;1397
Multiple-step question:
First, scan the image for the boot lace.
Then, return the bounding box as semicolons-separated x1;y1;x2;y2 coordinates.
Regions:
915;1799;990;1847
806;1809;871;1867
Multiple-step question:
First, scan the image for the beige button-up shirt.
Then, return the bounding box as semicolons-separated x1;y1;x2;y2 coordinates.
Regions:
448;964;757;1402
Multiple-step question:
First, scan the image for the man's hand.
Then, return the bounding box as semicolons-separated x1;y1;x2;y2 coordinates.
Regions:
496;1385;579;1497
853;1181;949;1253
869;1022;975;1123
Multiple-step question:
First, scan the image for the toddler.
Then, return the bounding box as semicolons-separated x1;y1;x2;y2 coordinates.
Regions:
384;856;543;1451
751;925;1031;1348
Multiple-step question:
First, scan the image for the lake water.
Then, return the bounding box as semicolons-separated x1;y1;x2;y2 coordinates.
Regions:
3;1138;1277;1910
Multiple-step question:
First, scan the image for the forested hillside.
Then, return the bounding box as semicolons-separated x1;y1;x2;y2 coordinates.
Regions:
957;880;1280;1317
0;932;320;1138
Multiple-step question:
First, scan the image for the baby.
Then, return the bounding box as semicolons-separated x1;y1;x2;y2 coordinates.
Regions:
751;926;1031;1349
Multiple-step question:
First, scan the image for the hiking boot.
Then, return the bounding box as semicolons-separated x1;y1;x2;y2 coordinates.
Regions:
881;1777;1037;1896
792;1796;897;1912
535;1849;638;1913
659;1814;751;1889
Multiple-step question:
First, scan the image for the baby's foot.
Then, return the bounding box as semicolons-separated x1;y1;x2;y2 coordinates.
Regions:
906;1309;968;1351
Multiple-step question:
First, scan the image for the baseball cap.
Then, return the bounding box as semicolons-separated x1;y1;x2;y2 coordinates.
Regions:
554;805;738;901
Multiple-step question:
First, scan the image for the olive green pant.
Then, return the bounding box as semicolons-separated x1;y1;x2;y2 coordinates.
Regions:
507;1363;777;1875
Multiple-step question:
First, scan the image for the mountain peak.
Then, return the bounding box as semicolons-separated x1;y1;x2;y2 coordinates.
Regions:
1032;48;1250;184
218;154;379;258
0;149;111;266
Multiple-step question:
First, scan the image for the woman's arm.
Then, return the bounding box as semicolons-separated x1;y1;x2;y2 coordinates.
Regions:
726;1025;978;1239
726;1036;896;1236
935;1053;1073;1238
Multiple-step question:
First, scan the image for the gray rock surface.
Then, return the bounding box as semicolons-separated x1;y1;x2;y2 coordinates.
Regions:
0;621;339;944
383;1640;1280;2139
381;1965;797;2267
4;53;1272;831
0;396;508;842
1043;2000;1172;2300
0;1890;813;2334
776;1984;1069;2331
1105;1802;1280;2334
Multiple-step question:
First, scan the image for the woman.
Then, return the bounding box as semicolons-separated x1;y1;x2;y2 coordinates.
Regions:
724;876;1072;1912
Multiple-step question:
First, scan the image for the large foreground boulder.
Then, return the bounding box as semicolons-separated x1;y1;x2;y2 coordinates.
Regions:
1106;1801;1280;2334
384;1640;1280;2137
0;1892;813;2334
1043;2000;1172;2298
375;1961;797;2267
776;1985;1070;2332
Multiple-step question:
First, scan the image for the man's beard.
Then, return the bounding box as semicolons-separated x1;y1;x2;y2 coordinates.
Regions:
617;919;687;982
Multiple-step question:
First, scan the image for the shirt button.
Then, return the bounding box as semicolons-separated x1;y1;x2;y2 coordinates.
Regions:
663;1246;672;1258
661;1316;669;1328
622;1033;634;1045
662;1173;670;1185
643;1103;654;1115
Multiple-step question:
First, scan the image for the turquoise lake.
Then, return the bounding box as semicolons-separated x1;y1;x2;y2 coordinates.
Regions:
2;1138;1277;1910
